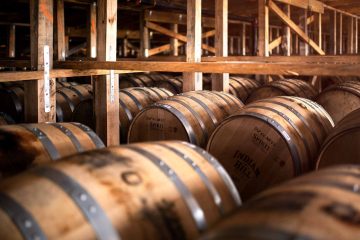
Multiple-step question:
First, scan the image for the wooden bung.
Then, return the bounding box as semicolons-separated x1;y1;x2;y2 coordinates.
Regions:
0;122;104;178
0;141;241;240
316;81;360;124
317;108;360;169
73;87;173;143
200;165;360;240
246;79;317;103
229;77;261;102
207;96;334;200
128;91;244;148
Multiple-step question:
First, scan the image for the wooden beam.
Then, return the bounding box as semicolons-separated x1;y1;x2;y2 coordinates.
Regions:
56;60;360;77
26;0;56;123
275;0;324;13
339;13;343;54
8;25;16;58
242;23;246;55
139;10;150;57
57;0;66;61
95;0;119;146
183;0;202;92
347;17;354;54
269;36;282;52
299;9;309;56
170;24;179;56
212;0;229;92
356;19;358;54
268;0;325;55
329;11;337;55
283;4;291;56
258;0;269;57
87;1;97;58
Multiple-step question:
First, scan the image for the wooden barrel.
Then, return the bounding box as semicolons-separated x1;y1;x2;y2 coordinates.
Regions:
128;91;244;148
317;108;360;169
0;122;104;178
73;87;173;143
154;77;183;94
119;74;155;89
229;77;261;102
246;79;317;103
56;81;78;88
0;86;24;123
207;96;334;200
200;165;360;240
0;141;241;240
316;81;360;124
0;112;14;125
147;72;169;81
56;84;93;122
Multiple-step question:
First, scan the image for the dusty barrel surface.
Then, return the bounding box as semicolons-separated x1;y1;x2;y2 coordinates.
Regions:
207;96;334;200
229;77;261;102
56;84;93;122
0;86;24;123
0;122;104;178
128;91;244;148
0;141;241;240
200;165;360;240
317;108;360;169
316;81;360;125
73;87;173;143
246;79;317;103
119;74;155;89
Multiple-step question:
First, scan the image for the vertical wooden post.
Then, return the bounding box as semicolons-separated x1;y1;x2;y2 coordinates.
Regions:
57;0;66;61
356;19;358;54
123;38;129;57
183;0;202;92
8;25;16;58
242;23;246;55
87;1;97;58
283;4;291;56
299;9;309;56
212;0;229;92
95;0;119;146
269;27;273;55
329;11;337;55
139;10;150;58
26;0;56;123
347;17;354;54
258;0;269;56
339;13;343;54
170;24;179;56
276;28;280;54
317;13;322;50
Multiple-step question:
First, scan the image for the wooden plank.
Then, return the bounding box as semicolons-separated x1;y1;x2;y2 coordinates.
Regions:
212;0;229;92
56;60;360;77
347;17;354;54
356;19;359;54
139;10;150;57
339;13;343;54
258;0;269;57
275;0;324;14
57;0;66;61
8;25;15;58
148;42;185;57
170;24;179;56
299;9;309;56
94;0;119;146
242;23;246;55
87;1;97;58
25;0;56;123
183;0;203;92
283;4;291;56
329;11;337;55
269;36;282;52
268;0;325;55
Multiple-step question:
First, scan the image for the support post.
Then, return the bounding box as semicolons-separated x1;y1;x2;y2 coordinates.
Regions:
299;9;309;56
26;0;56;123
139;10;150;58
8;25;16;58
242;23;246;55
183;0;202;92
87;2;97;58
347;17;354;54
170;24;179;56
94;0;119;146
329;11;337;55
282;4;291;56
258;0;269;56
339;13;343;54
57;0;66;61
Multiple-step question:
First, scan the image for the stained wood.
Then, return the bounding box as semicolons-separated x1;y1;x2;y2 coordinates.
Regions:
229;77;261;102
200;165;360;240
128;91;244;148
207;96;334;200
316;81;360;124
0;141;240;239
8;25;15;58
0;122;104;178
154;77;183;94
56;0;66;61
246;79;317;103
119;74;155;89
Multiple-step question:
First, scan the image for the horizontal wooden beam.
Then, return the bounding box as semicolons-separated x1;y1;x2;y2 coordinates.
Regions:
275;0;324;14
55;60;360;77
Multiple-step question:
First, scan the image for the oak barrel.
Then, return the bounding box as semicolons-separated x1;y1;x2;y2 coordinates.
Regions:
229;77;261;102
200;165;360;240
317;108;360;169
207;96;334;200
246;79;317;103
316;81;360;124
0;141;241;240
128;91;244;148
119;73;155;89
0;113;14;125
73;87;173;143
56;84;93;122
0;122;104;178
154;77;183;94
0;86;24;122
56;81;78;88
